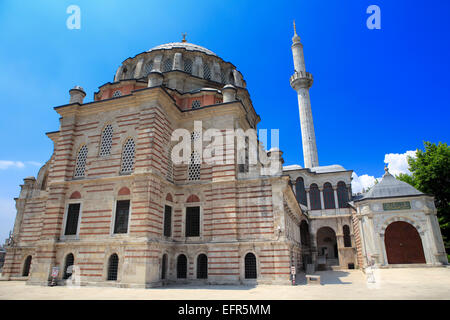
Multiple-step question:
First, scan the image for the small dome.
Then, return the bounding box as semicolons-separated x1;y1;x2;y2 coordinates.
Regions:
149;42;217;56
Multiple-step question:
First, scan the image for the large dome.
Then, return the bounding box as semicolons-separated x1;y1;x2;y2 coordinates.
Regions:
149;42;217;56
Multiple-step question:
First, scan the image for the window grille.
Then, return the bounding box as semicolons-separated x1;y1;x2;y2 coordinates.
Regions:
196;254;208;279
203;63;211;80
64;203;80;235
188;151;201;181
337;181;349;208
63;253;74;279
245;253;257;279
112;90;122;98
161;254;168;279
309;184;321;210
120;139;135;174
184;58;193;74
295;177;307;206
343;225;352;247
163;58;172;72
177;254;187;279
166;146;173;182
22;256;32;277
323;183;335;209
107;254;119;281
74;145;88;178
164;205;172;237
191;131;201;141
191;100;201;109
99;125;113;157
114;200;130;234
144;61;154;76
185;206;200;237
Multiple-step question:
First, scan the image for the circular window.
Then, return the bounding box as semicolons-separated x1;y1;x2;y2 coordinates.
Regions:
112;90;122;98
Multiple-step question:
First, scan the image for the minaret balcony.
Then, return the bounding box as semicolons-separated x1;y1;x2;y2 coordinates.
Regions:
290;71;313;90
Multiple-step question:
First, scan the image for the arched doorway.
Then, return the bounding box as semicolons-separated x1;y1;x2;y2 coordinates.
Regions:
22;256;32;277
316;227;339;266
244;253;257;279
177;254;187;279
384;221;426;264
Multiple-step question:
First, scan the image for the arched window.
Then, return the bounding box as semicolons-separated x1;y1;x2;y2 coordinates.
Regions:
188;151;201;181
163;58;172;72
203;63;211;80
323;183;335;209
245;253;257;279
22;256;32;277
177;254;187;279
343;225;352;247
99;124;113;157
196;254;208;279
309;184;321;210
161;254;168;280
337;181;349;208
144;60;153;76
184;58;193;74
191;100;201;109
107;254;119;281
295;177;307;206
63;253;74;279
74;145;88;178
120;139;135;174
112;90;122;98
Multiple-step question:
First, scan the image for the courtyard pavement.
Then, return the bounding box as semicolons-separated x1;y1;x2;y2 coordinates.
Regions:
0;267;449;300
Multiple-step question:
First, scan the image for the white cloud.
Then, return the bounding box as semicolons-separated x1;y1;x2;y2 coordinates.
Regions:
352;172;381;194
384;150;416;176
352;150;417;194
0;161;25;170
25;161;43;167
0;160;42;170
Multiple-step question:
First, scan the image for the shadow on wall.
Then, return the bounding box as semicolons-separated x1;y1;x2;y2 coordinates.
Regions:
296;271;352;285
156;283;257;291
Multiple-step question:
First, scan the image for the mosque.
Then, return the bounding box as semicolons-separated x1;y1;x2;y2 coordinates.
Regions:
1;24;447;287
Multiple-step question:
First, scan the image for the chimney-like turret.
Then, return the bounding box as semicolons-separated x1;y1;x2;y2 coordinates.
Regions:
69;86;86;104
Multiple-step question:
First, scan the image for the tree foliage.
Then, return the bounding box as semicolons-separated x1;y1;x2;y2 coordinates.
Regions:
396;142;450;252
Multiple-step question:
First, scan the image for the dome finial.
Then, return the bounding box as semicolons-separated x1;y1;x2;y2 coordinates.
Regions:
182;33;187;43
293;19;297;35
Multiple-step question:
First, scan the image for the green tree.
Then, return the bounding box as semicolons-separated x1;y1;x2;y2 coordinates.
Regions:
396;142;450;253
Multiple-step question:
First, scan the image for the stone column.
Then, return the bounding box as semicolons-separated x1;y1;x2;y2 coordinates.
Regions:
333;187;339;213
306;189;311;210
319;187;325;211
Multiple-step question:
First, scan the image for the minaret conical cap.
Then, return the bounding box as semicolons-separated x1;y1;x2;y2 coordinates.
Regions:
292;20;301;43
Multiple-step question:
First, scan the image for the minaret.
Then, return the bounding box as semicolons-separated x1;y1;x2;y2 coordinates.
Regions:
290;20;319;168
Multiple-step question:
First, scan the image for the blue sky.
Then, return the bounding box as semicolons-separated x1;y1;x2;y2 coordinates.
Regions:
0;0;449;242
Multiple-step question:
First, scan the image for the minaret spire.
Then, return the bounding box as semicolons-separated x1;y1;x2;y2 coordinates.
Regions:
289;20;319;168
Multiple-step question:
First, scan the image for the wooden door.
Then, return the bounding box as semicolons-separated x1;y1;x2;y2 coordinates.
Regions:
384;221;426;264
